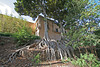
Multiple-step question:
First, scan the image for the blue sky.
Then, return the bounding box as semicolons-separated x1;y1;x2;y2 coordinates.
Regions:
0;0;35;23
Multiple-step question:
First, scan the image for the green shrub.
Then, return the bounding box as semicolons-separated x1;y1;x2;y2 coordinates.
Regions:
67;53;100;67
0;14;40;47
94;29;100;36
13;26;40;46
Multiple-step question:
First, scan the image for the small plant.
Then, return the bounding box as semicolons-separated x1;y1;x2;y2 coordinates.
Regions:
32;53;41;65
67;53;100;67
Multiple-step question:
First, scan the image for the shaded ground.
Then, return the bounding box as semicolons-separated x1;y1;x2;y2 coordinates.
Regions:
0;36;76;67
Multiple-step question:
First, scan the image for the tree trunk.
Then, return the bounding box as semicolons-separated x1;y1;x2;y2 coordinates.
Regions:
42;0;49;41
44;16;49;40
60;21;64;40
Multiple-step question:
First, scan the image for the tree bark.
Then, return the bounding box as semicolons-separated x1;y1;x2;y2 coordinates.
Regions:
42;0;49;41
60;21;64;40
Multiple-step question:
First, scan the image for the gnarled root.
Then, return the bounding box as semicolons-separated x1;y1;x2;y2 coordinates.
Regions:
5;49;22;64
37;39;74;61
6;39;74;63
5;40;41;64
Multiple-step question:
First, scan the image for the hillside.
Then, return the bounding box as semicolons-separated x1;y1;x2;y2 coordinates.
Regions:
0;14;35;34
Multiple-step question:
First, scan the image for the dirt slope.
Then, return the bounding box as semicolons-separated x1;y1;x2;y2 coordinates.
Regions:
0;36;75;67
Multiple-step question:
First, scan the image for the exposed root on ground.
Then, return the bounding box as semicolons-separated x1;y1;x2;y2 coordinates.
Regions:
36;39;74;61
6;39;74;64
5;40;41;64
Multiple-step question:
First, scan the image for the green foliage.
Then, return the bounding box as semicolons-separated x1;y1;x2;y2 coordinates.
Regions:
65;0;100;48
47;0;67;21
65;0;100;29
67;53;100;67
66;26;99;49
32;53;41;65
14;0;66;19
94;29;100;45
94;29;100;36
65;0;88;23
13;26;40;46
80;0;100;20
65;0;100;62
0;14;40;46
0;14;32;33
